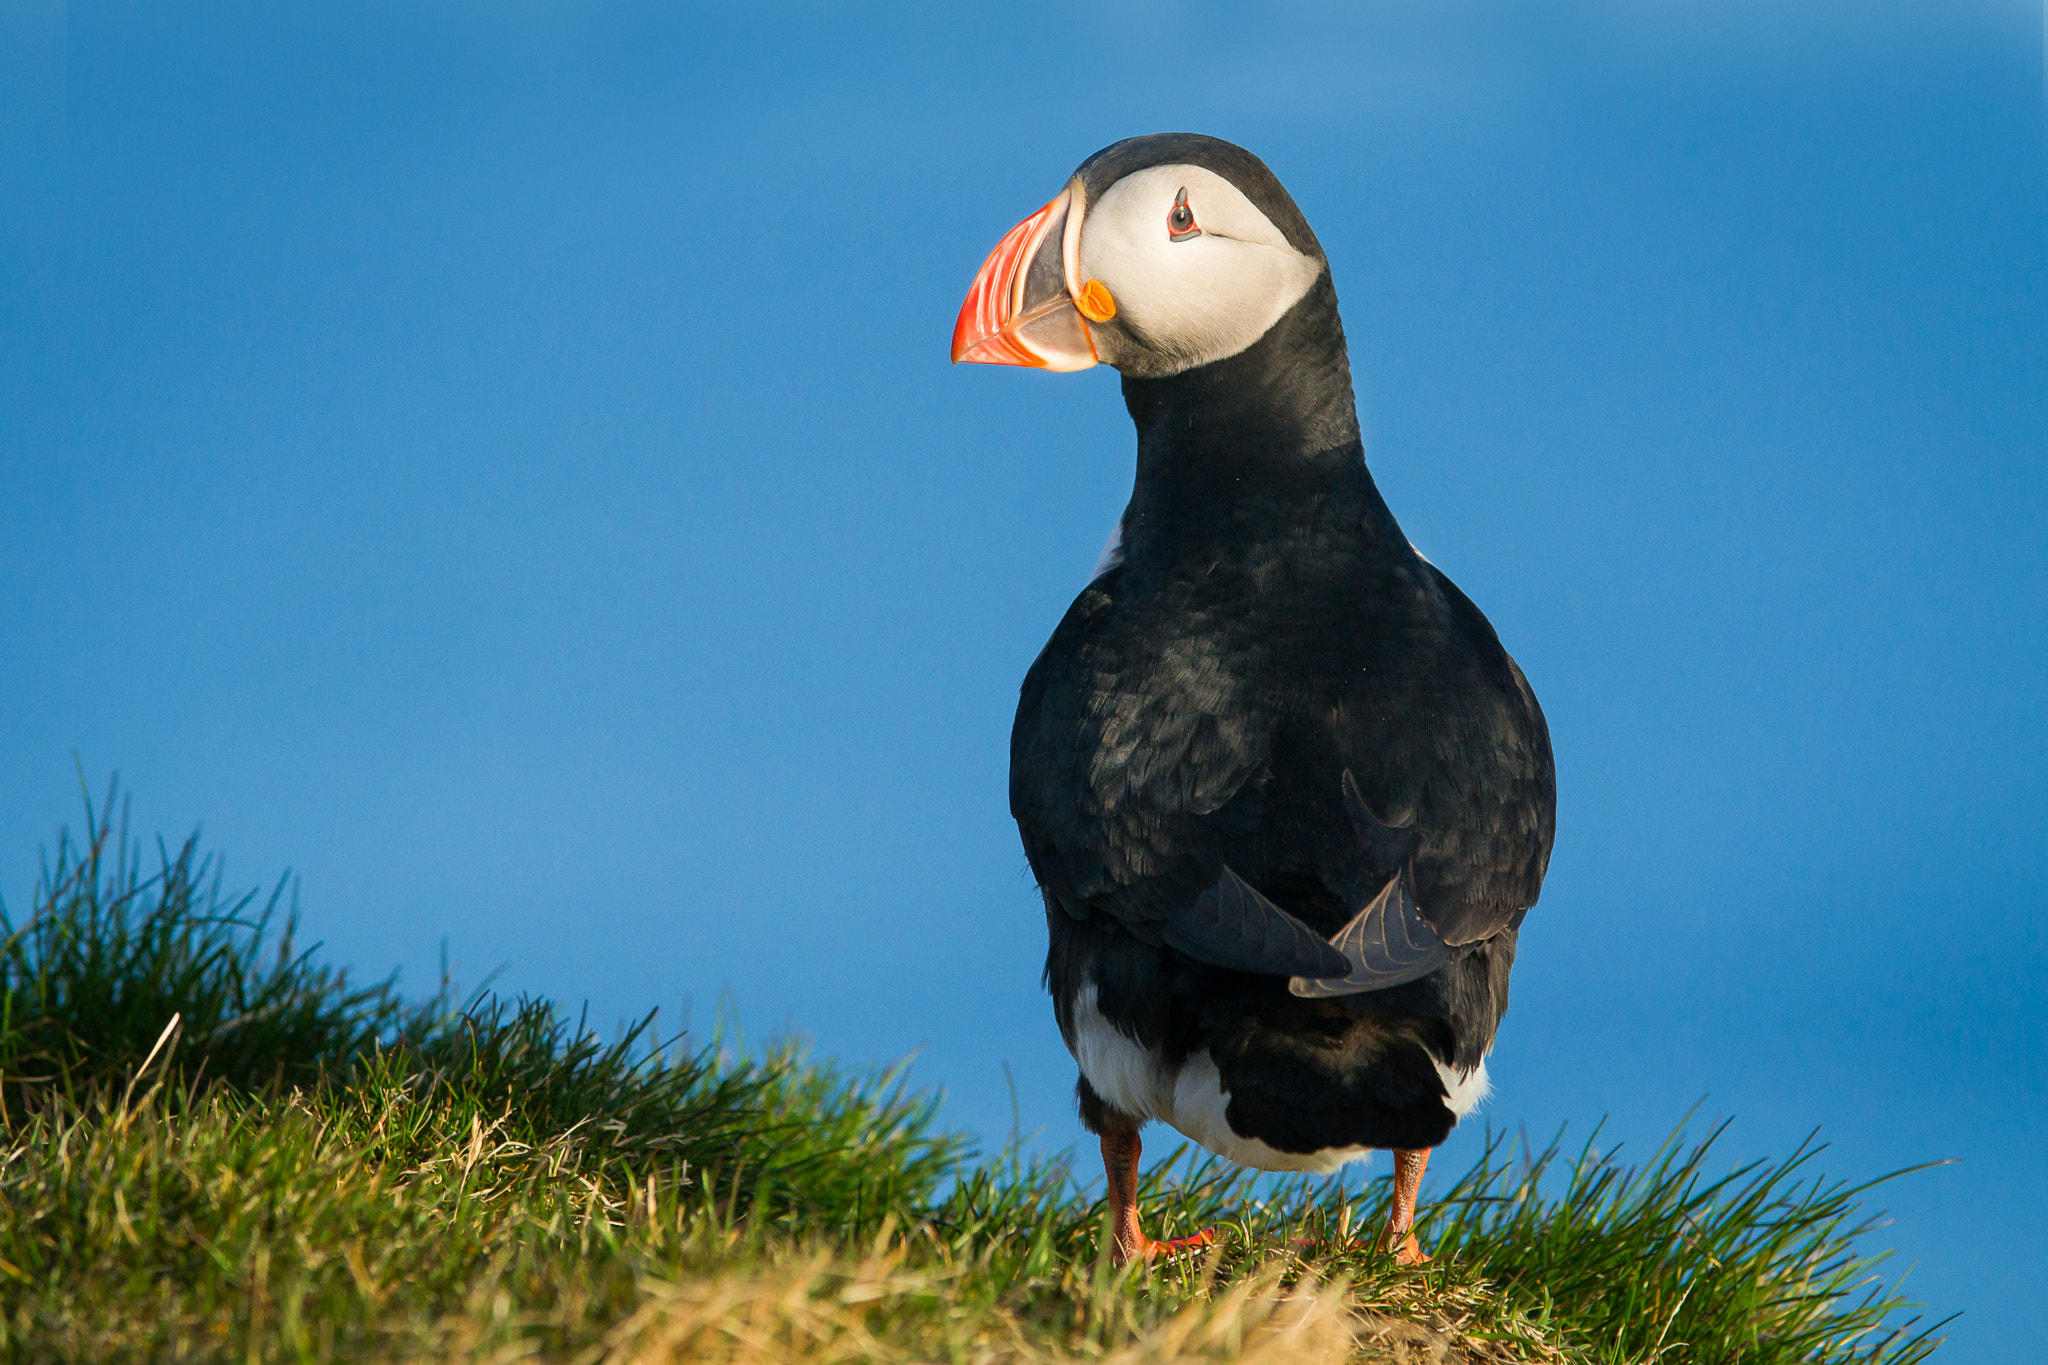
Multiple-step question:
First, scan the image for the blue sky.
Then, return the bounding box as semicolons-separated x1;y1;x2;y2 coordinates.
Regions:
3;1;2043;1354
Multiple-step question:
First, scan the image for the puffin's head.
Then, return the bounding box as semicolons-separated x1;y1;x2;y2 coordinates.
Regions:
952;133;1327;380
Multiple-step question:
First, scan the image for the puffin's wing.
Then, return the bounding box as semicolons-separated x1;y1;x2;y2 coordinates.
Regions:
1287;871;1447;997
1285;768;1447;995
1164;866;1350;979
1016;570;1331;977
1332;561;1557;948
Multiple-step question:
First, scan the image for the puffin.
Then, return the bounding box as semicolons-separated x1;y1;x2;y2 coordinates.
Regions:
951;134;1555;1266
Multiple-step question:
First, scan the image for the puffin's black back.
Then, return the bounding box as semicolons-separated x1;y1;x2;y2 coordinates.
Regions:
1011;183;1555;1155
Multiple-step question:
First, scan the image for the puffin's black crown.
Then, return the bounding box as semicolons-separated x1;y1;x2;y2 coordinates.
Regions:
1073;133;1326;263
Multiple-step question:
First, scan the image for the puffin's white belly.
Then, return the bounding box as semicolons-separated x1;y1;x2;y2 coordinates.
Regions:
1069;982;1488;1175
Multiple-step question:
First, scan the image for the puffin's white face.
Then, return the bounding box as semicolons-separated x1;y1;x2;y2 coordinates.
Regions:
1075;165;1322;378
951;160;1323;379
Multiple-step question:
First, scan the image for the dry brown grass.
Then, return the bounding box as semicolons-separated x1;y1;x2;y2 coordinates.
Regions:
385;1237;1572;1365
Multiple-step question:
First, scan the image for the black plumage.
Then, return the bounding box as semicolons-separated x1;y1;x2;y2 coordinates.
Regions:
1007;138;1556;1167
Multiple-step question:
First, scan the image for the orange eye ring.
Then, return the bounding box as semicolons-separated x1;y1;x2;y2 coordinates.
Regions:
1167;187;1202;241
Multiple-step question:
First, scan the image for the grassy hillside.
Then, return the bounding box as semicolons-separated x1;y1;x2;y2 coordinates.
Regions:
0;790;1946;1363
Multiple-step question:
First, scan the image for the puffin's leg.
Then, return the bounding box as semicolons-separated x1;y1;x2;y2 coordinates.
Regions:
1099;1127;1218;1266
1383;1147;1433;1264
1079;1079;1218;1266
1101;1128;1149;1264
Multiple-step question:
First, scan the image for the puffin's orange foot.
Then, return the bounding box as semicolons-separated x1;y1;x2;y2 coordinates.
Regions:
1389;1231;1430;1266
1114;1226;1220;1266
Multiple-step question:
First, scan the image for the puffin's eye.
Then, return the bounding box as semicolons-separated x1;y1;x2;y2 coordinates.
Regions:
1167;187;1202;241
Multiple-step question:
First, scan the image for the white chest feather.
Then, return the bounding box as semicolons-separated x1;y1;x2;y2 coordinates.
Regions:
1089;518;1125;581
1069;983;1488;1175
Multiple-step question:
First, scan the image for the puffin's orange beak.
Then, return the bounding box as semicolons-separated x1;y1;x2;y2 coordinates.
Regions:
951;186;1100;371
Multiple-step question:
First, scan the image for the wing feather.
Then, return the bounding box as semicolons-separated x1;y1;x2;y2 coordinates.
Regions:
1163;866;1351;979
1287;871;1448;997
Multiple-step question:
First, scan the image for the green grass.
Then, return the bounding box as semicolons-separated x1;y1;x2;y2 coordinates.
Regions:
0;786;1947;1363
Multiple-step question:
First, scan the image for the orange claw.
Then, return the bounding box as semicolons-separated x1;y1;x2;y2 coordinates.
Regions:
1389;1230;1431;1266
1123;1226;1219;1266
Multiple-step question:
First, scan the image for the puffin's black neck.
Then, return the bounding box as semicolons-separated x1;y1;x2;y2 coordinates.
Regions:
1115;274;1404;559
1121;272;1361;468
